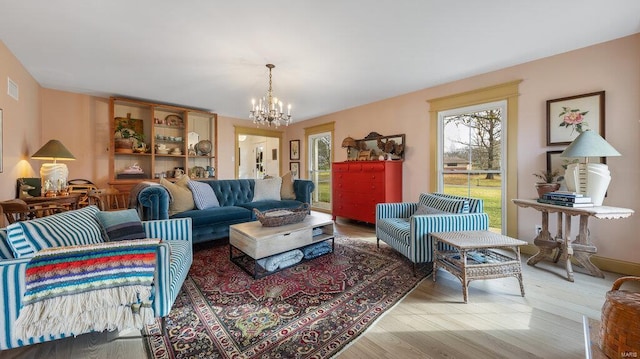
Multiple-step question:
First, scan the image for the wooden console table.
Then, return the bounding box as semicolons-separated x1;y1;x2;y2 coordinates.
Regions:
512;199;634;282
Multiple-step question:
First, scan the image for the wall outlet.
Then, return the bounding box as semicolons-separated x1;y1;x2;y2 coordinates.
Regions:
535;225;543;236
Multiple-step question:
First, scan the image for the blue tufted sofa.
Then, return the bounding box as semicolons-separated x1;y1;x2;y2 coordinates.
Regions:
136;178;315;244
376;193;489;271
0;206;192;350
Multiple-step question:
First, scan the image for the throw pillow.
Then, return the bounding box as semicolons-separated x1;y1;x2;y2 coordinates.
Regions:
280;171;296;200
160;177;195;216
412;203;447;216
96;209;147;241
187;180;220;209
418;193;469;214
253;177;283;201
6;205;104;258
0;229;14;259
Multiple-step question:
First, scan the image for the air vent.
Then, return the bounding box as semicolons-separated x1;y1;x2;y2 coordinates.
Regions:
7;77;18;100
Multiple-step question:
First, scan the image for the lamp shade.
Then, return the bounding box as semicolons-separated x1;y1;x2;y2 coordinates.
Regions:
341;137;356;148
31;139;76;161
560;130;621;158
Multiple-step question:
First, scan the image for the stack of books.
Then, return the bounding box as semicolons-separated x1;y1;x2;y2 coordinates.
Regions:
537;191;595;207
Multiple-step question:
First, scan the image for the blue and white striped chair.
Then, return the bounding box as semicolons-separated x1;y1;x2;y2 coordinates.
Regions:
376;193;489;272
0;206;192;350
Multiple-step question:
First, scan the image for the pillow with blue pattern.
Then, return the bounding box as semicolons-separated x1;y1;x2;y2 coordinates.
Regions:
187;180;220;209
96;209;147;241
6;205;104;258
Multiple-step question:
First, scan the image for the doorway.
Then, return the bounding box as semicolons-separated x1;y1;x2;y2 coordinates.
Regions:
235;126;282;179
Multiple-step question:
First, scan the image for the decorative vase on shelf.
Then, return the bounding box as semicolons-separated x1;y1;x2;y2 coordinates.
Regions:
114;138;134;153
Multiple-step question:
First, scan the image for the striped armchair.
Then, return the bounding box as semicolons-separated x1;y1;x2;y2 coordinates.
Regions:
376;193;489;271
0;206;192;350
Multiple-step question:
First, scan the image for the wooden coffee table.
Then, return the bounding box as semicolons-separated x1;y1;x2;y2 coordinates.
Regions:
229;213;335;278
431;230;526;303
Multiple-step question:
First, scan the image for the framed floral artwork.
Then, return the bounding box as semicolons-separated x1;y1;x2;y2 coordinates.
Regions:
546;91;605;145
289;162;300;179
290;140;300;160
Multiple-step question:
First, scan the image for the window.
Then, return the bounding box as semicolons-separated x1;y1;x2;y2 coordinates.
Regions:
438;101;506;232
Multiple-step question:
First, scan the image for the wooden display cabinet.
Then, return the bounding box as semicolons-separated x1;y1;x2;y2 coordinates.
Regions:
108;97;217;192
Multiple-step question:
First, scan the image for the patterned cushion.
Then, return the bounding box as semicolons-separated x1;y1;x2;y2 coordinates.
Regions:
96;209;147;241
280;172;296;200
412;204;447;216
187;180;220;209
419;193;469;213
5;205;104;258
161;176;195;215
253;177;282;201
0;229;14;259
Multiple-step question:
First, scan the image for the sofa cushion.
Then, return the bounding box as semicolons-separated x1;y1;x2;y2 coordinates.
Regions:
377;218;411;246
171;206;252;227
419;193;469;213
432;193;483;213
412;204;447;216
280;172;296;200
96;209;147;241
253;177;282;201
161;176;195;215
6;205;104;258
187;180;220;209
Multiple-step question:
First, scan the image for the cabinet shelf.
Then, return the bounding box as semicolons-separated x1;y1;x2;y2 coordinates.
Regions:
109;97;217;192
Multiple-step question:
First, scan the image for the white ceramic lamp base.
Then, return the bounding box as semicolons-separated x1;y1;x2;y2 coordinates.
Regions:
40;163;69;194
564;163;610;206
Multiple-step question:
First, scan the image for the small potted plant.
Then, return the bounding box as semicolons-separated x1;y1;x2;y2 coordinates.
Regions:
114;116;145;153
533;169;562;198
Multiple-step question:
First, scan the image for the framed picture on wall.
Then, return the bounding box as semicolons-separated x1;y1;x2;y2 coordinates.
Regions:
546;91;605;146
290;140;300;160
290;162;300;179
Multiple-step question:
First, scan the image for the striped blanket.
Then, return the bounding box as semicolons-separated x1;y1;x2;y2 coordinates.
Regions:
14;238;160;340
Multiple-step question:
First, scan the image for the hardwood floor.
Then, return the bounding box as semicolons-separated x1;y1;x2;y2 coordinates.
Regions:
4;219;632;359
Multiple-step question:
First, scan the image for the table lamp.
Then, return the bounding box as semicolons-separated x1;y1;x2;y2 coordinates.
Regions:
561;130;621;206
31;139;76;195
341;136;357;160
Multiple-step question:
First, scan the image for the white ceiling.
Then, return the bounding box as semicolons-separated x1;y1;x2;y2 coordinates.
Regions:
1;1;639;121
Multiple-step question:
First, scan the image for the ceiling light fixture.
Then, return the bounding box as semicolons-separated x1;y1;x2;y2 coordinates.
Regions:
250;64;292;127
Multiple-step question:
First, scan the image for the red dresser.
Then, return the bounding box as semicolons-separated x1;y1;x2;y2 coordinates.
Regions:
332;160;403;224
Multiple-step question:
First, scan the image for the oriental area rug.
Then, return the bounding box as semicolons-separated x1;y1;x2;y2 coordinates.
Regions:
143;237;430;359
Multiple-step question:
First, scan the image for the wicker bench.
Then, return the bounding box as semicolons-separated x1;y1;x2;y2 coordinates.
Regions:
431;230;526;303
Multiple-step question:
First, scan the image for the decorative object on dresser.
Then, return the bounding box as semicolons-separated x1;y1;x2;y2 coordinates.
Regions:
341;136;357;160
354;132;406;160
332;160;402;224
31;139;76;195
561;129;621;206
249;64;292;128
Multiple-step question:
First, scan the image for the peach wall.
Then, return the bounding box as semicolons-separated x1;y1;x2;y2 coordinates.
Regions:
0;41;41;200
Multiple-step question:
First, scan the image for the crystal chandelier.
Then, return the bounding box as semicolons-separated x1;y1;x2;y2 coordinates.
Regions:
250;64;292;127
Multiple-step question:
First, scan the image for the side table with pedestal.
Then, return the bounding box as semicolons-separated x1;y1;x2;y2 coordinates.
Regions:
512;199;634;282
